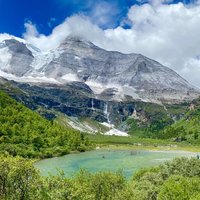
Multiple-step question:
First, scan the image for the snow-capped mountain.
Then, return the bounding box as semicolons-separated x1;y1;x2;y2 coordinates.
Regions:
0;36;199;103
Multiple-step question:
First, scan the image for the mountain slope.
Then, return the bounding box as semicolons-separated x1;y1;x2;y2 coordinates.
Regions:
0;36;199;103
0;90;91;158
157;98;200;143
0;36;199;138
0;77;191;136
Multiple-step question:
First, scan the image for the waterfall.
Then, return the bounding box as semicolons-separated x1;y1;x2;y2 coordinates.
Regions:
104;102;111;124
163;105;170;117
163;105;167;112
91;98;95;110
132;108;139;120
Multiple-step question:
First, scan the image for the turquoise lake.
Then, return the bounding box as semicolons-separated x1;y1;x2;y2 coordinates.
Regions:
34;149;198;178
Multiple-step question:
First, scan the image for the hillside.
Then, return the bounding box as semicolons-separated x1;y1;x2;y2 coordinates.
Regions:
157;98;200;143
0;91;91;158
0;77;191;136
0;37;199;138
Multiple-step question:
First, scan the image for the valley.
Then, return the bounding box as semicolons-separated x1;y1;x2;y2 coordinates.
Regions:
1;36;200;200
1;36;200;157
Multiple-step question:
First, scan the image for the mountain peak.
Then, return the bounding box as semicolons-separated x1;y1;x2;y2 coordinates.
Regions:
59;35;99;49
0;35;199;103
65;35;88;42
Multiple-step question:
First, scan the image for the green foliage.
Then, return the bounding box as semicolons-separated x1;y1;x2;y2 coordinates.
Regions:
0;91;92;158
158;176;200;200
126;102;180;138
126;97;200;145
87;133;171;146
0;155;41;200
0;155;126;200
65;170;126;200
159;98;200;143
129;157;200;200
1;155;200;200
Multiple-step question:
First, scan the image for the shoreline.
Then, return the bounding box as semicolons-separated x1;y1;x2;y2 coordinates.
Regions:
34;142;200;164
95;143;200;153
34;145;199;179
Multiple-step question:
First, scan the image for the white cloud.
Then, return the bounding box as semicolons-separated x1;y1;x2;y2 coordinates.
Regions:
89;1;121;27
24;22;39;38
181;58;200;87
23;15;106;51
22;2;200;87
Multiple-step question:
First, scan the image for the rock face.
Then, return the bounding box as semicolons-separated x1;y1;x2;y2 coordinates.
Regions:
0;76;191;129
0;39;33;76
0;78;163;127
0;36;199;103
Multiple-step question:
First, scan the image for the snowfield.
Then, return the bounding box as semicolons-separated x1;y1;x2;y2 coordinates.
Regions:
104;128;129;137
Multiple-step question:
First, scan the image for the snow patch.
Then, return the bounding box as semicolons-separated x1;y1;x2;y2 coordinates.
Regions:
86;80;106;94
0;47;11;70
30;52;51;70
61;73;80;82
22;76;60;83
104;128;129;137
86;80;149;102
0;34;25;43
0;70;60;84
75;56;81;60
101;122;114;128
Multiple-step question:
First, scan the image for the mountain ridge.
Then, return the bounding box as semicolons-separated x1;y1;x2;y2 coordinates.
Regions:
0;36;199;103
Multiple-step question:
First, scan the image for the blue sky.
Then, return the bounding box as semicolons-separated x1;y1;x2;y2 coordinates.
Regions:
0;0;135;36
0;0;188;37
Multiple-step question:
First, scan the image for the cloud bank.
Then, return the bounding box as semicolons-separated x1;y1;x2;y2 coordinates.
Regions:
16;1;200;87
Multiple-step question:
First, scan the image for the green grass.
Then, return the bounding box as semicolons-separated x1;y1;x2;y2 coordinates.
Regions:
79;117;110;132
87;134;171;146
165;103;188;116
87;134;200;152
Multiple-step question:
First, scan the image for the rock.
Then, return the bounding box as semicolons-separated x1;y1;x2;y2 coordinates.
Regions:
0;36;199;103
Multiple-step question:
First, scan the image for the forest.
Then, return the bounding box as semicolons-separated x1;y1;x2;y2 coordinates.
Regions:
0;91;92;158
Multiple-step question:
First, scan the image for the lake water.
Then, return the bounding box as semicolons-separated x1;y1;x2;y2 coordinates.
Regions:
34;149;197;178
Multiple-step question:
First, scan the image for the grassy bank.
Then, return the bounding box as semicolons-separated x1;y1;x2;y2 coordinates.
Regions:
87;134;200;152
